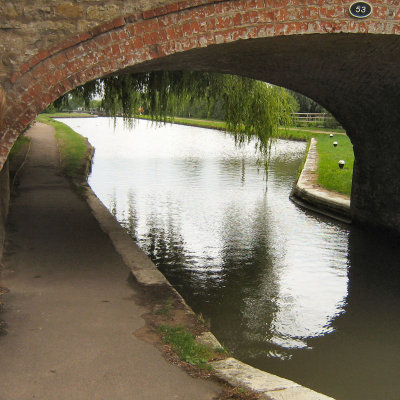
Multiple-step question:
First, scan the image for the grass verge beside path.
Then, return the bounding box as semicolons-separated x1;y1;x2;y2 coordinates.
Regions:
159;325;217;369
9;136;30;160
40;112;95;118
36;115;90;181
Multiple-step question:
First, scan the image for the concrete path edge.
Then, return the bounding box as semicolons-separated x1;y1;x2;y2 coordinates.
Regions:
82;183;335;400
290;138;351;224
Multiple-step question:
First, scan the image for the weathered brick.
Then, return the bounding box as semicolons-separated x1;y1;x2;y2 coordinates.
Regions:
31;62;48;80
125;14;139;24
9;72;22;84
95;33;113;47
113;17;126;28
246;0;265;9
373;6;389;19
206;18;216;31
111;29;129;41
216;16;232;29
142;9;155;19
27;83;41;98
3;0;400;157
133;36;145;49
242;10;259;25
18;63;30;75
166;27;176;40
319;5;345;19
21;91;34;105
178;1;189;11
157;29;168;42
65;47;78;60
20;108;37;127
36;50;50;63
167;3;179;13
50;53;68;69
143;31;160;45
91;22;114;37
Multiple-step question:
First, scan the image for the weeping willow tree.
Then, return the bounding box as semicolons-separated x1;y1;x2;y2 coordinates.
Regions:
54;71;296;153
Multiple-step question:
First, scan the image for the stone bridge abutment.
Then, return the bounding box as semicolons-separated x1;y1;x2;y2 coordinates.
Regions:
1;0;400;233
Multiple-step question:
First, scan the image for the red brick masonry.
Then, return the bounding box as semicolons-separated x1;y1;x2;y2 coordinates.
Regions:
1;0;399;168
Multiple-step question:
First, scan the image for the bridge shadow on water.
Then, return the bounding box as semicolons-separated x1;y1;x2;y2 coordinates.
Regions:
238;225;400;400
139;210;400;400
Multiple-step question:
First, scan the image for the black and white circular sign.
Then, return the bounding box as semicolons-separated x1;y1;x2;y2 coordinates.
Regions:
349;2;372;18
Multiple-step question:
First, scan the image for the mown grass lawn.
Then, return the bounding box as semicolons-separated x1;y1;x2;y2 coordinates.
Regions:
315;133;353;196
280;128;353;196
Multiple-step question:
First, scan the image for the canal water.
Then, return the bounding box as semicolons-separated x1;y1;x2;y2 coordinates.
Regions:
58;117;400;400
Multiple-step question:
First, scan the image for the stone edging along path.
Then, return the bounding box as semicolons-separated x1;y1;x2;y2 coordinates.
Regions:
290;138;351;224
82;178;335;399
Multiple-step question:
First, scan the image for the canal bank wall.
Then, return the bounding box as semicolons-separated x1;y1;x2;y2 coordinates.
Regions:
0;161;9;262
0;137;31;261
290;138;351;224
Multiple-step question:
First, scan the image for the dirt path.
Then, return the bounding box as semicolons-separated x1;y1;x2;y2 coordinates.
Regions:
286;127;346;135
0;122;222;400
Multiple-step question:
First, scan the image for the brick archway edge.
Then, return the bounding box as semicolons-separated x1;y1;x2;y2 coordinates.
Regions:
1;0;400;167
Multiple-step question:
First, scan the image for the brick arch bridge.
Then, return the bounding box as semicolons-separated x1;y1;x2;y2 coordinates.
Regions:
1;0;400;234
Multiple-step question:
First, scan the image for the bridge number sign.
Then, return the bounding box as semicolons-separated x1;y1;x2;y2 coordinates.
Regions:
349;2;372;18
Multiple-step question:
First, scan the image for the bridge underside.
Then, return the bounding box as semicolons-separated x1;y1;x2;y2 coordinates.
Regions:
2;7;400;235
125;33;400;234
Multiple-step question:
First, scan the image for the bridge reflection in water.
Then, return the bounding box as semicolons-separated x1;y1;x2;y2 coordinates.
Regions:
59;117;400;400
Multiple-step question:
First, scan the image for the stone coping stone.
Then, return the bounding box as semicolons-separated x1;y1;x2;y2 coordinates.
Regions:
195;331;223;349
86;189;168;286
290;138;351;223
84;184;336;400
211;358;334;400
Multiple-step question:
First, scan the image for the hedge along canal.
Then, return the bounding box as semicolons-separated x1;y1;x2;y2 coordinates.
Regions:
56;117;400;400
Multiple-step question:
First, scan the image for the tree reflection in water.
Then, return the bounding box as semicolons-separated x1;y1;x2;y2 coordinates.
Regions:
55;117;400;400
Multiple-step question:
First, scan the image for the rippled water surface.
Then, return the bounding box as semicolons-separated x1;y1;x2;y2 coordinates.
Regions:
59;118;400;400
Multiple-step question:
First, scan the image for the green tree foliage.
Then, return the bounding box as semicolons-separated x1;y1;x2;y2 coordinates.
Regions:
289;90;324;114
176;96;224;120
289;90;342;129
53;71;297;153
49;92;86;112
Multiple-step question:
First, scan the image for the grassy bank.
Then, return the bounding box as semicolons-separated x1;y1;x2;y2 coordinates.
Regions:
9;136;30;160
315;134;353;196
281;128;353;196
40;112;94;118
158;325;220;369
36;114;90;180
170;116;226;130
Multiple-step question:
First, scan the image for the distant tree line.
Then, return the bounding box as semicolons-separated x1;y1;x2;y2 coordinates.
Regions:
45;72;341;132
